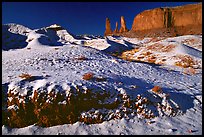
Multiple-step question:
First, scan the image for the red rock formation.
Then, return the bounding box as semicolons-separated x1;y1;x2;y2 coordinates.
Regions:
131;3;202;36
119;16;129;33
104;18;112;36
113;22;119;33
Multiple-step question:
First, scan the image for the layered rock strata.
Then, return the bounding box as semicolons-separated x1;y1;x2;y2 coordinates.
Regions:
131;3;202;36
104;3;202;37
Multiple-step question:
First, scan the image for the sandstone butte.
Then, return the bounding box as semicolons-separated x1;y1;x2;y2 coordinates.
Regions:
104;3;202;37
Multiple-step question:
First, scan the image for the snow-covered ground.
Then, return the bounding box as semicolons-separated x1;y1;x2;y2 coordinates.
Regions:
2;23;202;135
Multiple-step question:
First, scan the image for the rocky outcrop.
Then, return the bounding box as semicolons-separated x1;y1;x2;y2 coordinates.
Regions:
104;18;112;36
119;16;129;33
104;3;202;37
105;16;129;36
131;3;202;36
113;22;119;33
46;24;63;31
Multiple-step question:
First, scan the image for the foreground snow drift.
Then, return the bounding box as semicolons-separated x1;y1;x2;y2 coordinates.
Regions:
2;23;202;135
2;43;202;135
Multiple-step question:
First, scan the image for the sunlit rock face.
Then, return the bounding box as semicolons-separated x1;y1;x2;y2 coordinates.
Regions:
131;3;202;36
104;3;202;37
119;16;129;33
104;18;113;36
113;21;119;33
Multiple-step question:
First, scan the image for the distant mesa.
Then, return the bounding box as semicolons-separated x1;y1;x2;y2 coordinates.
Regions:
104;3;202;37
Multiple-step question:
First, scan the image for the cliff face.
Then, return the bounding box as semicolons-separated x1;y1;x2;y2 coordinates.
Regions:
171;3;202;27
131;3;202;36
104;3;202;37
132;8;166;31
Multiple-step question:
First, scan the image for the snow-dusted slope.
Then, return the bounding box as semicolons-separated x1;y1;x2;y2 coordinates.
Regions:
2;23;135;53
120;35;202;71
3;23;32;36
2;23;76;50
2;23;32;50
83;36;135;54
2;23;202;135
26;24;76;49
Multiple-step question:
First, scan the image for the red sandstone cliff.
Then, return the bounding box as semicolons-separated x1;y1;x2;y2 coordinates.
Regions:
131;3;202;36
104;3;202;37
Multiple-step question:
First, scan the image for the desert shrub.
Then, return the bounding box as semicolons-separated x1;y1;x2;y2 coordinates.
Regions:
162;58;166;61
162;44;176;52
137;56;145;59
152;86;162;93
54;47;59;50
4;88;119;127
27;38;34;42
19;73;33;80
183;67;197;75
3;83;182;128
142;51;152;56
147;57;156;64
120;48;145;62
75;56;88;61
82;72;94;80
174;55;195;68
182;38;198;46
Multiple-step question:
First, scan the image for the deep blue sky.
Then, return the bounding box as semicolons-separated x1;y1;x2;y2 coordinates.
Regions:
2;2;200;36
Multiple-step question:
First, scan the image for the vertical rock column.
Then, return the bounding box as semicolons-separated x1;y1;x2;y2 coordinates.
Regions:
104;18;113;36
113;22;119;33
119;16;129;33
